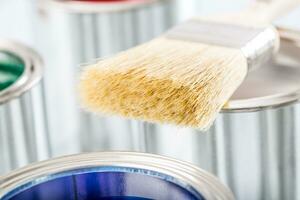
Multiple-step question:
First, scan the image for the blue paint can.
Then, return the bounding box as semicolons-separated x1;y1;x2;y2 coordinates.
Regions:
0;152;234;200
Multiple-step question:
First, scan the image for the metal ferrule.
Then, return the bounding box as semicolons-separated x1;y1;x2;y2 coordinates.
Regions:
165;19;279;70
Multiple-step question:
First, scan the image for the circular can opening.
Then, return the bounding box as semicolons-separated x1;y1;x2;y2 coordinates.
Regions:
3;167;205;200
0;40;43;104
69;0;142;3
0;51;25;91
44;0;156;13
72;0;132;2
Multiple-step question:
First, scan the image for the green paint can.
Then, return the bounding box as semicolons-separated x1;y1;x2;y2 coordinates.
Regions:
0;40;50;175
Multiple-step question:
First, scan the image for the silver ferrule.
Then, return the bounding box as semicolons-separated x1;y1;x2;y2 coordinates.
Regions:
165;19;279;70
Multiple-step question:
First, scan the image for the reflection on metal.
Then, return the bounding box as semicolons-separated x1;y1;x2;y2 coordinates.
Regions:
0;40;50;175
143;28;300;200
0;152;234;200
36;0;176;156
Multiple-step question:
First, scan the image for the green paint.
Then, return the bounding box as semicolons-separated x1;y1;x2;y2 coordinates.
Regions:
0;51;25;91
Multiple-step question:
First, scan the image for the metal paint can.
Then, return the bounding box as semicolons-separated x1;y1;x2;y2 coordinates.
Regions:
0;40;50;175
36;0;176;156
142;27;300;200
0;152;234;200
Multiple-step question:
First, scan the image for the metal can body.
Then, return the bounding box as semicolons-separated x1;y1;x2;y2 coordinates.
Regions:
0;40;50;175
143;28;300;200
36;0;176;156
0;152;234;200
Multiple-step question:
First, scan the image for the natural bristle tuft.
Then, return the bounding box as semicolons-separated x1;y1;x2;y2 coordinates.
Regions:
80;37;248;128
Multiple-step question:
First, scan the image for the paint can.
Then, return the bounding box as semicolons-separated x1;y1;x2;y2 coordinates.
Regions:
0;40;50;175
143;27;300;200
36;0;176;156
0;152;234;200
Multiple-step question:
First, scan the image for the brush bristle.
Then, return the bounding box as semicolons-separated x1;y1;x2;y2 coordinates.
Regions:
79;37;247;128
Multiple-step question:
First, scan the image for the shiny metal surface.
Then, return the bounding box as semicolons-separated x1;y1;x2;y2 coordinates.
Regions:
224;30;300;112
0;152;235;200
36;0;176;156
144;105;300;200
144;28;300;200
0;40;50;175
0;40;42;104
41;0;174;13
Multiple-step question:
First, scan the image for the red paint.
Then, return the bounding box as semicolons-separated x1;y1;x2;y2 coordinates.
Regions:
72;0;135;2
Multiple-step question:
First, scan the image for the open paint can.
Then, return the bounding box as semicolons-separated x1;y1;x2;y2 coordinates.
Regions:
36;0;176;156
0;152;234;200
0;40;50;175
142;27;300;200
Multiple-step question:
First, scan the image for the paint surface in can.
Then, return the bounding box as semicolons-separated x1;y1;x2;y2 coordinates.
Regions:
0;51;24;91
73;0;131;2
4;167;204;200
73;0;142;3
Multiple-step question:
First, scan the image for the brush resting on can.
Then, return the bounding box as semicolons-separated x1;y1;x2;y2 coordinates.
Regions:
79;0;299;129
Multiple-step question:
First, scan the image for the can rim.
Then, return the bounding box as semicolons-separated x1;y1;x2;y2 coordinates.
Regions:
40;0;173;13
0;152;234;200
0;40;43;104
222;27;300;113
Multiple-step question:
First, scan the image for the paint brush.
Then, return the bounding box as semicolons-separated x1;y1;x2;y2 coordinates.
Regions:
80;0;299;129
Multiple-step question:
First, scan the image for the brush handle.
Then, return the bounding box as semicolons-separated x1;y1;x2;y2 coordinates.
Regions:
242;0;300;24
208;0;300;26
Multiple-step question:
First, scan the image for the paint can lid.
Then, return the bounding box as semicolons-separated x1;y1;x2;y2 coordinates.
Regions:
0;40;43;104
223;27;300;112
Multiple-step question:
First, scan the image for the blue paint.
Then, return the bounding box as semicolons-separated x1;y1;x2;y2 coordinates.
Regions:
2;167;205;200
92;197;151;200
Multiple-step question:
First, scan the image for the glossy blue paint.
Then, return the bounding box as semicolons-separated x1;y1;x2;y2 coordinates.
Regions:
3;167;205;200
